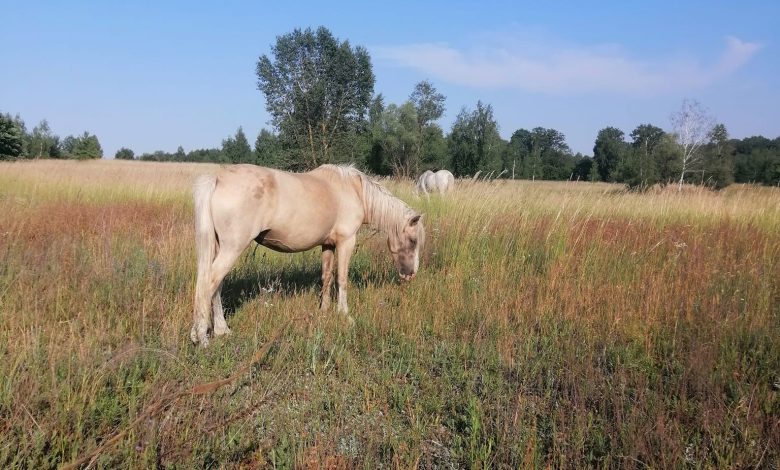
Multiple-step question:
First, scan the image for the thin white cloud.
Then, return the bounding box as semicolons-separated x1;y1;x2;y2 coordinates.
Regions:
715;36;763;75
374;36;762;94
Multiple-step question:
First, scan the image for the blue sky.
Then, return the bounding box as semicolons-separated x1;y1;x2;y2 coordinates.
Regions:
2;0;778;157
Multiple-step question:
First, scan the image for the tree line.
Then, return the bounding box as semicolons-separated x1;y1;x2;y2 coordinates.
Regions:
2;26;778;188
0;113;102;160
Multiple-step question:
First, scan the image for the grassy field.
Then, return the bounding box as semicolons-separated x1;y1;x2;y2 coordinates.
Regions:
0;159;778;468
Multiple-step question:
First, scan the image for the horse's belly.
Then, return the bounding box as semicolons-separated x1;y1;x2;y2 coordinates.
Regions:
259;238;298;253
258;229;328;253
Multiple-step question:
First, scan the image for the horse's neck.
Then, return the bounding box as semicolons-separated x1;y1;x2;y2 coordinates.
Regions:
360;177;408;233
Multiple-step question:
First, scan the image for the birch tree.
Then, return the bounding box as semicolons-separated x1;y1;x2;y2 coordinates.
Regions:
670;99;715;190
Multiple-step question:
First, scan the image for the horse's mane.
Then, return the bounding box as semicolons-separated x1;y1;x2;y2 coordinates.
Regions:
321;164;416;235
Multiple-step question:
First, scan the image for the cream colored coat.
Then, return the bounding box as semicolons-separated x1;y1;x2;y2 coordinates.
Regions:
191;164;424;346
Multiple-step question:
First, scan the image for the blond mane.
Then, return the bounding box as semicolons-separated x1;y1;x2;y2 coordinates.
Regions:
321;164;416;236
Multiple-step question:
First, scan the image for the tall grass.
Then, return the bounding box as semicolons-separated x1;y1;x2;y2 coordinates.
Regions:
0;160;777;468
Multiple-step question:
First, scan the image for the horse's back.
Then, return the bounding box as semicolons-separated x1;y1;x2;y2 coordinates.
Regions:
434;170;455;193
208;165;359;252
213;164;331;205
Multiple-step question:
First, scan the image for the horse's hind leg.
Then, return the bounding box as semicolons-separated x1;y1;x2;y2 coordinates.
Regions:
193;241;246;346
212;290;229;336
319;245;335;311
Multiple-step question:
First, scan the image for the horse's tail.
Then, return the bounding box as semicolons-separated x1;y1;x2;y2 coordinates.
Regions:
194;173;218;277
193;175;218;339
416;171;431;196
415;175;425;195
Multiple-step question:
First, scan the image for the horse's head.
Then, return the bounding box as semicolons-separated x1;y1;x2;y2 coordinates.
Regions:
388;213;425;281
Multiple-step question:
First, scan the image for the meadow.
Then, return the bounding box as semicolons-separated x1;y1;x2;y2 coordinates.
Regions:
0;159;778;469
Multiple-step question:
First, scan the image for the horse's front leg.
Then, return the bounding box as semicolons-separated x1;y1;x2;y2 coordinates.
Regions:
335;236;356;324
319;245;335;311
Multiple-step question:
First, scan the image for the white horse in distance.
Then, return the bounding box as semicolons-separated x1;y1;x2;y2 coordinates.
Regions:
416;169;455;195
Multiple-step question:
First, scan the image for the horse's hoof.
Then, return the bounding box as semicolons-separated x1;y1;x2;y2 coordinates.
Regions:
213;326;231;337
191;326;210;347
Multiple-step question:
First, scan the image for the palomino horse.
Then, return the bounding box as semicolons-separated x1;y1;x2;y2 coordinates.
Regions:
416;169;455;195
191;164;425;346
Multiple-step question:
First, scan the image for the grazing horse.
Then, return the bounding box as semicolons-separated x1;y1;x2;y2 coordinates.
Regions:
191;164;425;346
416;169;455;195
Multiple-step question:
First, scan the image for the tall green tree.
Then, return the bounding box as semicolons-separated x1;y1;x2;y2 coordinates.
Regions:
49;136;62;159
630;124;665;156
371;101;420;178
449;101;503;177
410;80;445;128
68;131;103;159
653;134;683;184
593;127;628;181
366;92;449;178
448;109;474;177
174;146;186;162
472;102;504;175
255;129;285;168
62;135;75;155
419;125;448;171
409;80;446;174
256;26;375;169
222;127;253;164
366;94;390;175
14;114;29;157
504;128;532;179
0;113;24;159
612;148;658;189
531;127;573;180
506;127;575;180
572;154;594;181
612;124;665;188
115;147;135;160
701;123;734;188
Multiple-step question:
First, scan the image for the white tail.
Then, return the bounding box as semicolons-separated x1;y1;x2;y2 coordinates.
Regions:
192;174;217;344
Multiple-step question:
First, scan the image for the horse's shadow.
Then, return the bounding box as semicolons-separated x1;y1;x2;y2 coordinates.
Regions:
220;255;395;315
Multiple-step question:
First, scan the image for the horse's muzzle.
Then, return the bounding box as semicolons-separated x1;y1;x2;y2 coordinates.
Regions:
400;273;416;282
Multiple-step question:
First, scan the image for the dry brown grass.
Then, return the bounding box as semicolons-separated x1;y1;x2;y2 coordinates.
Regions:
0;159;778;468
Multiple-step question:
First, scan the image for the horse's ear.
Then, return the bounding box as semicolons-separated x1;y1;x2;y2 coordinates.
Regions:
409;214;422;226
